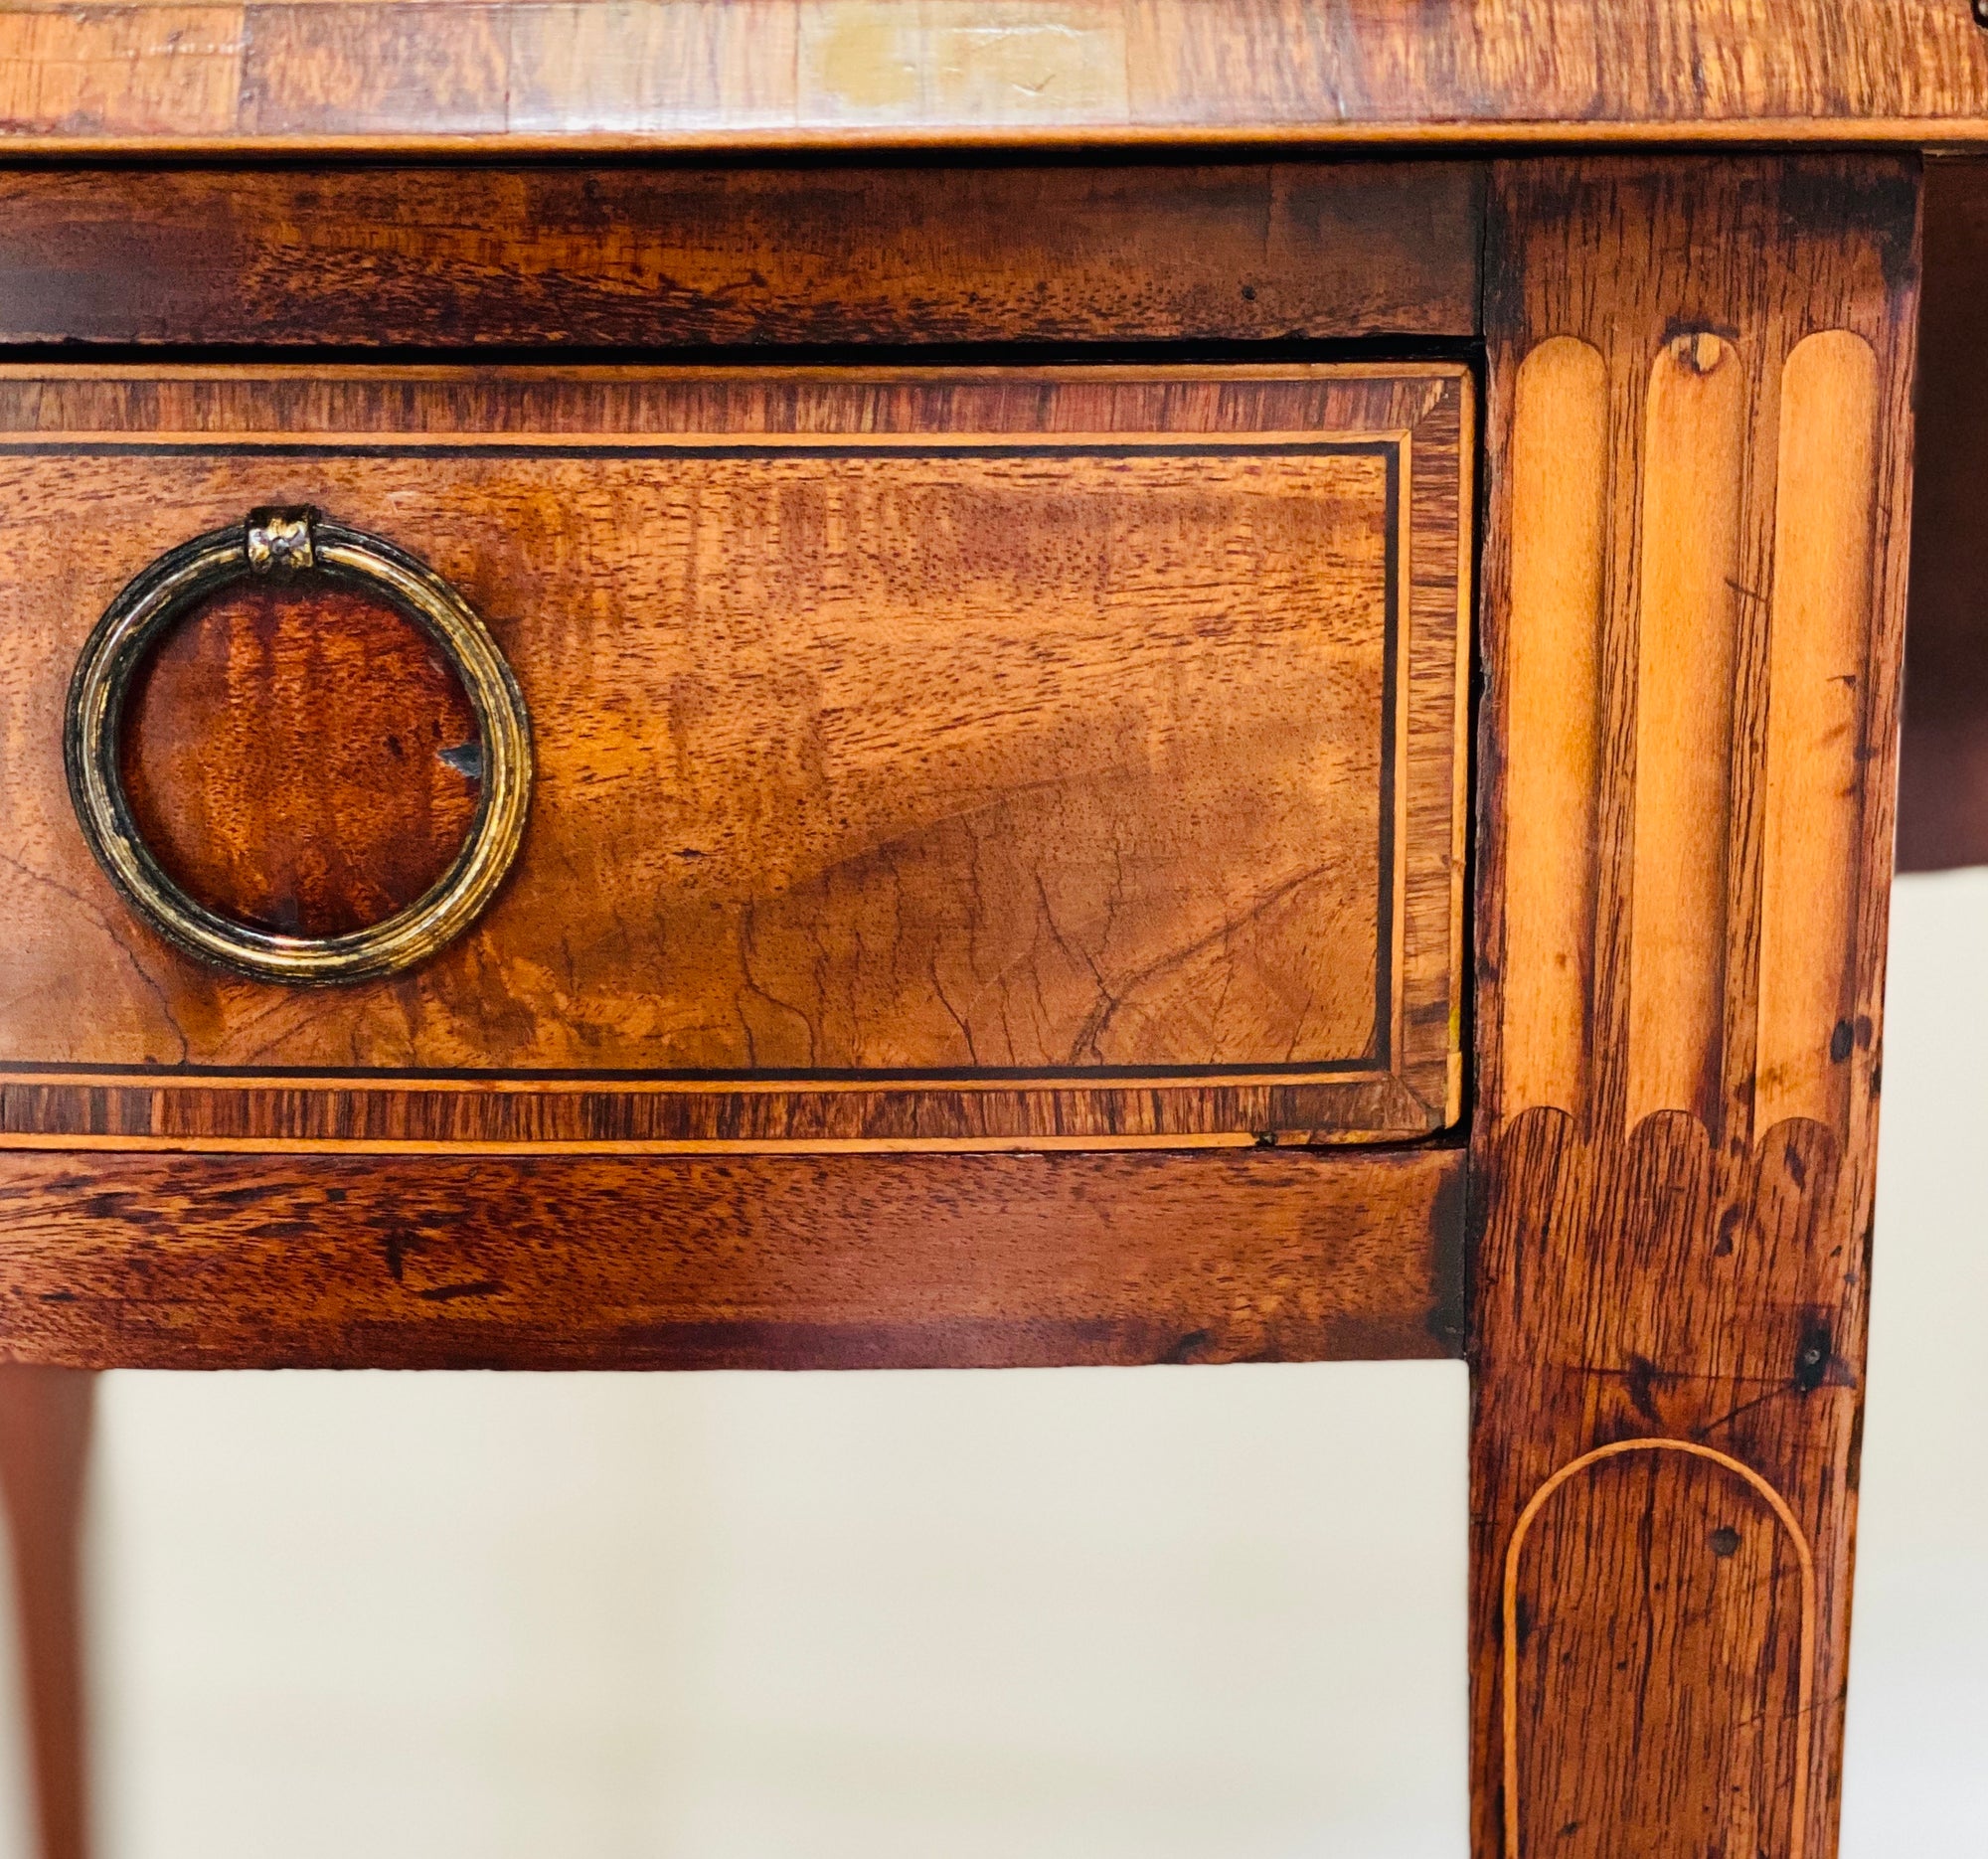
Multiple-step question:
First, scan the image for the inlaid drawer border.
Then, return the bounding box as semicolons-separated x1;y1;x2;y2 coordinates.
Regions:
0;366;1470;1152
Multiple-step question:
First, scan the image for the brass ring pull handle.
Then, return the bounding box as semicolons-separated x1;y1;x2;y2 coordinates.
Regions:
64;507;532;985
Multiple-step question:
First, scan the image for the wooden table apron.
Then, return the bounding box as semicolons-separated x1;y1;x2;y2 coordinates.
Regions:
0;148;1922;1859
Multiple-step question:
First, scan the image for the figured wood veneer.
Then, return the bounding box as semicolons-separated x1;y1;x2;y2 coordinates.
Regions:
0;365;1470;1153
0;162;1484;349
0;1144;1466;1370
2;2;1988;150
123;579;479;939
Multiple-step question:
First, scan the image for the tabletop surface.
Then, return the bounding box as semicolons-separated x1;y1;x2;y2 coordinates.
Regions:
7;0;1988;154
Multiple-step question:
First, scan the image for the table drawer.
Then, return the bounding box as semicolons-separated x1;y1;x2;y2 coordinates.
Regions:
0;365;1470;1153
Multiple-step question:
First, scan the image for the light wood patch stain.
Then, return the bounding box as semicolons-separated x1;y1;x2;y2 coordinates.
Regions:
798;2;1129;126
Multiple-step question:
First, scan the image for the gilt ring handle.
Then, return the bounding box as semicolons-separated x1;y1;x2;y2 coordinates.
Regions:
63;507;533;985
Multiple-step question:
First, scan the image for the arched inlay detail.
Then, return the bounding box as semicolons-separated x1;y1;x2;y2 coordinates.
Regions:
1502;1437;1817;1859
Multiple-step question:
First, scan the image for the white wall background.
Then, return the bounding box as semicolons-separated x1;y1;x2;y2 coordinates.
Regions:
0;870;1976;1855
87;1363;1468;1859
1840;867;1988;1852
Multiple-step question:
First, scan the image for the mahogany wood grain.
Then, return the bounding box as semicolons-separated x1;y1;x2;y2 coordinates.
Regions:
0;1144;1466;1370
0;1370;91;1859
1473;157;1918;1859
0;365;1470;1152
124;579;478;938
0;161;1485;349
1899;155;1988;873
1;3;1988;149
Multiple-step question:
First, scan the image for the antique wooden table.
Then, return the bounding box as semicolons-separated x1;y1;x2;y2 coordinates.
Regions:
2;5;1987;1856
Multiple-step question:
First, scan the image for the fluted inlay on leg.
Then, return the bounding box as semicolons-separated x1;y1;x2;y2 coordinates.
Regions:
1502;336;1608;1118
1628;330;1747;1125
1758;329;1880;1135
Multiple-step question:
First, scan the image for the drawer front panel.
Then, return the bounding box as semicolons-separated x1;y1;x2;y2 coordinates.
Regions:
0;366;1470;1151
